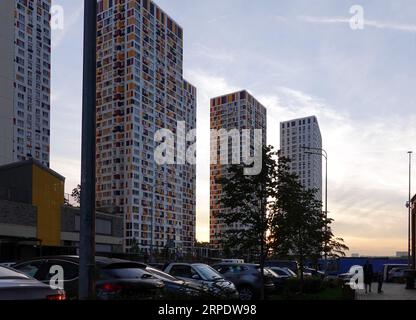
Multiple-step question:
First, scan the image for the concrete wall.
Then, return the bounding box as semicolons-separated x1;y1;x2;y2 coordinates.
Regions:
0;163;33;204
0;200;37;226
0;200;37;238
61;206;124;252
61;206;123;238
0;0;15;165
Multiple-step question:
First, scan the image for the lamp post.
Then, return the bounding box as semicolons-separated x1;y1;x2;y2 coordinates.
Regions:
302;146;328;268
408;151;412;269
79;0;97;300
405;151;416;290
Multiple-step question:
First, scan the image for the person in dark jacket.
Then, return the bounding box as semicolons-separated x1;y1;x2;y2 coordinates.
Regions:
363;260;374;293
377;272;384;293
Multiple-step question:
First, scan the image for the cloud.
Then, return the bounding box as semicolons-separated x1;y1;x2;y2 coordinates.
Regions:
191;43;235;64
184;69;239;242
299;15;416;33
51;1;84;48
258;86;414;255
182;69;413;253
207;14;228;24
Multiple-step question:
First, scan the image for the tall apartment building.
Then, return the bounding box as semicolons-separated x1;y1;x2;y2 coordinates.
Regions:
210;90;267;252
95;0;196;255
280;116;322;200
0;0;51;167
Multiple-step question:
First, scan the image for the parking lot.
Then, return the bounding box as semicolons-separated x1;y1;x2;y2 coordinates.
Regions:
356;283;416;300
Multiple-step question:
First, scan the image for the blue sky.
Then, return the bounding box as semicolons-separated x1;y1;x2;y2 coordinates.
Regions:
51;0;416;256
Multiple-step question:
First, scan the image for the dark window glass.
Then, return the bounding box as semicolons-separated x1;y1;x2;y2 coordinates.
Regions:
100;268;152;280
0;266;30;279
43;260;79;281
170;265;195;278
13;261;43;278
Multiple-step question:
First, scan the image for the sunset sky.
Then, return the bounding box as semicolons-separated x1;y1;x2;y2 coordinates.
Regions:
50;0;416;256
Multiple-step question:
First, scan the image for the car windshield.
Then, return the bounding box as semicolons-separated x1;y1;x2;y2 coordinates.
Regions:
193;264;223;281
0;266;29;279
147;267;179;282
266;268;279;277
256;267;274;276
100;267;154;280
284;268;297;277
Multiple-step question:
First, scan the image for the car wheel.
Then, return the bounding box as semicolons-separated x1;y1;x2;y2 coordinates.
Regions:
238;286;255;301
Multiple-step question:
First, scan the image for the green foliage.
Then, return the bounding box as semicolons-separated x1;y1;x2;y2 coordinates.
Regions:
216;145;349;296
216;145;279;256
71;184;81;205
272;278;354;300
269;156;348;286
284;278;323;295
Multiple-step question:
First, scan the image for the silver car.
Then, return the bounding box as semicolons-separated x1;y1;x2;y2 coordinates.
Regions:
164;263;238;300
0;265;66;300
212;263;276;300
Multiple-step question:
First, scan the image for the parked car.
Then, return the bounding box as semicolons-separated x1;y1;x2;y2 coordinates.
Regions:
0;262;16;268
383;264;408;282
264;268;290;293
212;263;275;300
388;267;407;283
0;265;66;300
265;260;299;274
147;263;165;271
303;267;325;279
13;256;164;300
338;265;363;284
145;266;210;299
163;263;238;300
269;266;297;279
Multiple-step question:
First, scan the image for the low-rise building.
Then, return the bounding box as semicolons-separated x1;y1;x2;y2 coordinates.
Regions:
0;160;123;262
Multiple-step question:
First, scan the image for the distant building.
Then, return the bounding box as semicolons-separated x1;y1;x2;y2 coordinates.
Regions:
209;90;267;252
0;0;51;167
280;116;322;201
95;0;196;255
351;253;360;258
396;251;407;258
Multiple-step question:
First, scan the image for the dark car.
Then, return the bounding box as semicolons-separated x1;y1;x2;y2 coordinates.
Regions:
303;267;325;279
212;263;275;300
269;266;297;279
13;256;164;300
164;263;238;300
388;267;407;283
265;260;299;274
0;265;65;300
145;266;210;299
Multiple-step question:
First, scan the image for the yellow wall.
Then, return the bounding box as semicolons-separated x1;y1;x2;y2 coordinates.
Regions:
32;165;64;246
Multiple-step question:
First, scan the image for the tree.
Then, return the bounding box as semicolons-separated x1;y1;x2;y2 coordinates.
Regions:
71;184;81;205
270;156;348;291
216;146;279;299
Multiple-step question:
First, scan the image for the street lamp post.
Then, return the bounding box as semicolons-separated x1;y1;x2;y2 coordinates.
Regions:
79;0;97;300
405;151;416;290
302;146;328;268
408;151;412;269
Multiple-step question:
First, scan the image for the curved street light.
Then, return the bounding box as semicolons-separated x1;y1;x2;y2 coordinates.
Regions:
301;146;328;269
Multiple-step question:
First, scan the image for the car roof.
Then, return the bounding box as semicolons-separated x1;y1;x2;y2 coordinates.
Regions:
167;263;197;267
212;263;259;267
14;256;146;267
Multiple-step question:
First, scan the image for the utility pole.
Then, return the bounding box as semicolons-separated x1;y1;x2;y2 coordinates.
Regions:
412;197;416;271
302;146;328;269
406;151;415;290
408;151;412;269
79;0;97;300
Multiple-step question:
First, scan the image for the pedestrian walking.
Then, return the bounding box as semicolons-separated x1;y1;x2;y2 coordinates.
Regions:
363;260;374;294
377;272;384;294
